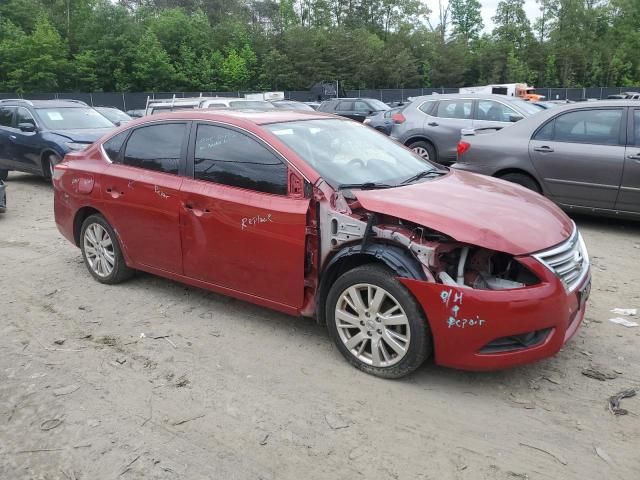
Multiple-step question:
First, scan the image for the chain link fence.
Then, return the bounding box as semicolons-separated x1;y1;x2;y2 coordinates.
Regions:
1;87;639;109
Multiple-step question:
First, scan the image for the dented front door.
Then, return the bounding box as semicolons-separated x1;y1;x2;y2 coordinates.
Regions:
180;122;310;309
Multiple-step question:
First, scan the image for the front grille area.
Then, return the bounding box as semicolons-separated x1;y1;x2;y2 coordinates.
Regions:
533;226;590;293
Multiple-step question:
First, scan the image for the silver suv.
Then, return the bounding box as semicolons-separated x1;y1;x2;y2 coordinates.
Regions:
390;94;541;165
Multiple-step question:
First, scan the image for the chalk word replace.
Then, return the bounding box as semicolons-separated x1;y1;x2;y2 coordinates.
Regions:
241;213;273;230
154;185;170;199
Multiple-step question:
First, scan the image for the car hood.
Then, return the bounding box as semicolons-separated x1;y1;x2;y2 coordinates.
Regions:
48;128;113;143
354;169;573;256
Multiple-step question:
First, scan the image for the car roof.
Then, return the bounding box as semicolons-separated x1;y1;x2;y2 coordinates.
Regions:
0;99;90;108
121;109;333;127
411;93;530;102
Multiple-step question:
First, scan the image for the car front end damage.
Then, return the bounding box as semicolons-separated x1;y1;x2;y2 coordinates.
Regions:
313;183;590;371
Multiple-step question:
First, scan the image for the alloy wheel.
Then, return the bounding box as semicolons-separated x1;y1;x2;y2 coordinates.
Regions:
335;284;411;367
83;223;115;277
412;146;430;160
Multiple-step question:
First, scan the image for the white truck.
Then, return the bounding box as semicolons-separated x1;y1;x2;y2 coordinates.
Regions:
459;83;544;101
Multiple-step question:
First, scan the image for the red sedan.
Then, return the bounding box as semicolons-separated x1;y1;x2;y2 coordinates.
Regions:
53;110;591;378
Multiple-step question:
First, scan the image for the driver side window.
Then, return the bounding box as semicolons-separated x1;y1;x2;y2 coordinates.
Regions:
16;107;36;127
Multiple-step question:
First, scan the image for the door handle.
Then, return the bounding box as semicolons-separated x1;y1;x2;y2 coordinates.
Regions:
627;154;640;161
534;146;554;153
9;135;16;141
428;122;439;127
183;203;211;216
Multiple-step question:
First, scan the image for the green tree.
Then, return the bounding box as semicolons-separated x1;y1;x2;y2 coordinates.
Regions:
131;30;176;91
450;0;483;42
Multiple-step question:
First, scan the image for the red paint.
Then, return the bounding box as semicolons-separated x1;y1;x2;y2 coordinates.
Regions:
53;109;588;372
456;140;470;156
355;169;573;255
400;258;589;370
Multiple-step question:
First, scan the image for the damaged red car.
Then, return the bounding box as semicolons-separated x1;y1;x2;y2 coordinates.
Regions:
53;110;591;378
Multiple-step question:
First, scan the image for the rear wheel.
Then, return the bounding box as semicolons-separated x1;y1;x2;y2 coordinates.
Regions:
80;214;134;284
408;140;437;163
498;172;541;193
326;264;431;379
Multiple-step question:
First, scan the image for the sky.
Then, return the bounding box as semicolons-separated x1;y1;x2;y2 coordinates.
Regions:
434;0;541;33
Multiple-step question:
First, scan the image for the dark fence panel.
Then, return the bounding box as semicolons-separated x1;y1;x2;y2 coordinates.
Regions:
4;87;640;110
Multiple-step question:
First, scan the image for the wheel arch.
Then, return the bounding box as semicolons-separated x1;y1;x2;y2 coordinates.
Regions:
404;135;437;153
73;206;103;247
493;168;543;192
40;148;63;176
316;243;426;325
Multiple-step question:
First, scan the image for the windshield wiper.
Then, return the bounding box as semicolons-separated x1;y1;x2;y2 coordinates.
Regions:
400;170;447;185
337;182;395;190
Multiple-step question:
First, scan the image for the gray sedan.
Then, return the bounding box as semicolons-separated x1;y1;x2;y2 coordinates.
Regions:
390;93;540;165
453;100;640;219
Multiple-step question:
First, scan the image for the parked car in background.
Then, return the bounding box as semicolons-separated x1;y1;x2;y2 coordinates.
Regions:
54;109;590;378
453;100;640;218
95;106;132;126
608;92;640;100
269;100;315;111
390;94;541;165
126;109;146;118
0;179;6;212
146;97;276;115
363;107;404;135
317;98;390;122
0;99;114;181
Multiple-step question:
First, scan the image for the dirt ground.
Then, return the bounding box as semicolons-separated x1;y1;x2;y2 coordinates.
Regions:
1;172;639;480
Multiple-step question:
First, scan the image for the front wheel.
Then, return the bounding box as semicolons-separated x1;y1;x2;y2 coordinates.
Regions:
43;153;61;182
408;140;436;163
326;265;431;379
80;214;134;284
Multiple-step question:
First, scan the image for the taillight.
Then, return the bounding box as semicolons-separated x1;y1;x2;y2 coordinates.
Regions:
391;112;406;124
457;141;470;156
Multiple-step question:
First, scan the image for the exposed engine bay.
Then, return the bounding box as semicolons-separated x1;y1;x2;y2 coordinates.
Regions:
318;190;539;291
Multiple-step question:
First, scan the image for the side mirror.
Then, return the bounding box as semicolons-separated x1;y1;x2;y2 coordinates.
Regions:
114;120;122;127
18;122;37;132
509;114;524;123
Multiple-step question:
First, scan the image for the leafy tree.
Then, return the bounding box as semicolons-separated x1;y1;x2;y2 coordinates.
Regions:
450;0;483;42
131;30;176;91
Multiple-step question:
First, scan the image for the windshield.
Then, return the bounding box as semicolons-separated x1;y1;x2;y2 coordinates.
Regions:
367;99;390;111
266;119;438;188
229;101;275;109
36;107;114;129
509;99;541;115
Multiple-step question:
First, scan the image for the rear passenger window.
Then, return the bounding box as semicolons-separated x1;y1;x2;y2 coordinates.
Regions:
553;109;622;145
634;111;640;146
123;123;186;174
103;131;129;162
0;107;13;127
533;120;554;141
194;124;287;195
418;101;437;115
436;99;472;119
337;101;354;111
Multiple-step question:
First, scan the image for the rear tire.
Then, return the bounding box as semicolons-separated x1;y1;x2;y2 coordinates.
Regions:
0;169;8;181
408;140;437;163
498;172;541;193
80;214;134;284
326;264;431;379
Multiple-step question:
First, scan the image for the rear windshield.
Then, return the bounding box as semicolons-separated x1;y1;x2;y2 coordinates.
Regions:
509;100;541;115
36;107;114;129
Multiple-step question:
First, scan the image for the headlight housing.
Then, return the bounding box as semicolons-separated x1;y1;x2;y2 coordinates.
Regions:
65;142;90;151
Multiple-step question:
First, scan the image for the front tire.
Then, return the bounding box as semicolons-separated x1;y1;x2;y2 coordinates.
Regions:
43;153;61;182
80;214;133;284
326;264;431;379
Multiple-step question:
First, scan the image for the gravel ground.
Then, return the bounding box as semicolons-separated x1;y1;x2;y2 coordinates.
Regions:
1;172;639;480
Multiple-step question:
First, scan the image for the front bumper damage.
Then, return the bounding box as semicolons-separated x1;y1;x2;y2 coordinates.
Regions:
401;257;590;371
